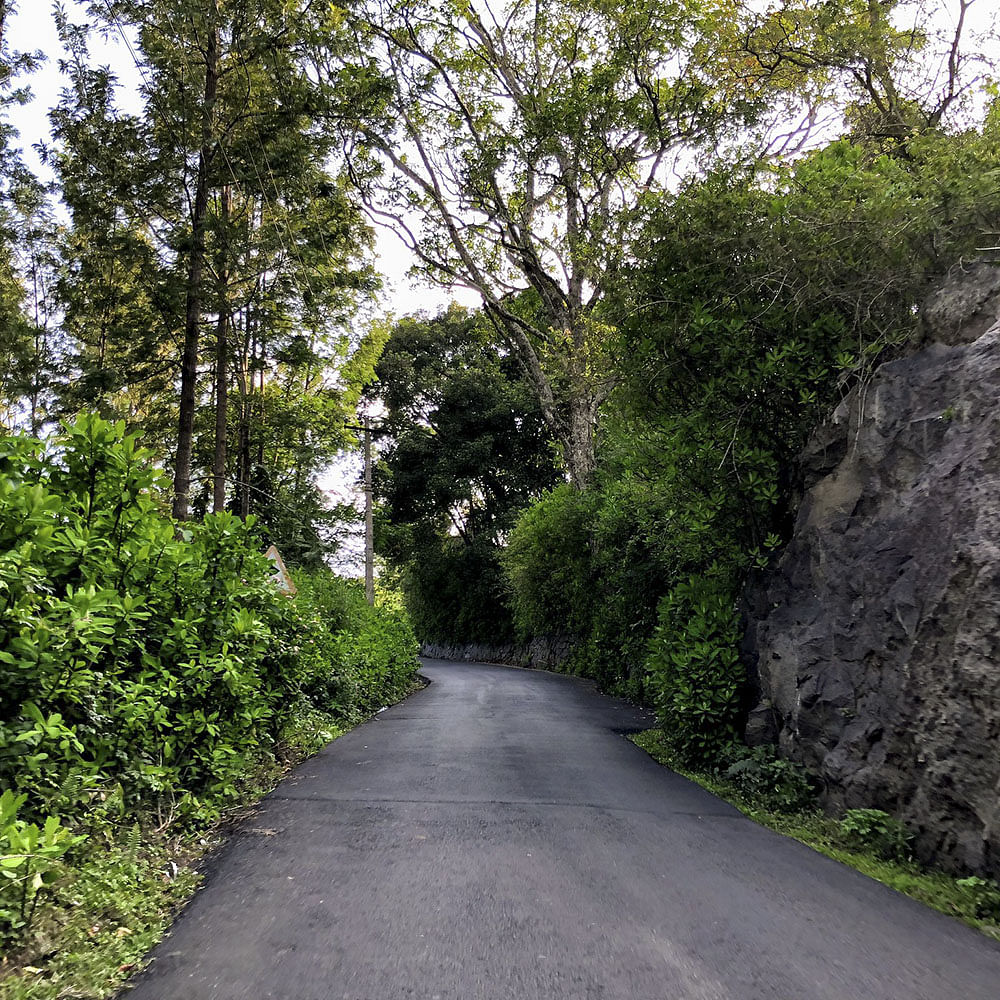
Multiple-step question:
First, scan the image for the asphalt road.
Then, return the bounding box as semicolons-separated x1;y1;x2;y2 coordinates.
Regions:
124;658;1000;1000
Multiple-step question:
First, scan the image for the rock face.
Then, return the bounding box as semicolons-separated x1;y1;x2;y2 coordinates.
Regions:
744;264;1000;876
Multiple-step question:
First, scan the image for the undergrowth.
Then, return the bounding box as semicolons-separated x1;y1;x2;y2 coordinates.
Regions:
0;416;423;996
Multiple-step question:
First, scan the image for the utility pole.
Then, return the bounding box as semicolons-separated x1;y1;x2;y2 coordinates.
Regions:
347;414;378;605
363;414;374;605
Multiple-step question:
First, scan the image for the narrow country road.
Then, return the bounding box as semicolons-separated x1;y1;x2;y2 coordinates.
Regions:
124;659;1000;1000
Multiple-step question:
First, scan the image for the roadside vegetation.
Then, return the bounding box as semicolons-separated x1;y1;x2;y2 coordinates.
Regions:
0;417;419;996
632;731;1000;942
376;112;1000;705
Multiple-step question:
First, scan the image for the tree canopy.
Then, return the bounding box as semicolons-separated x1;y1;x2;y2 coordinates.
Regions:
371;305;558;641
341;0;780;485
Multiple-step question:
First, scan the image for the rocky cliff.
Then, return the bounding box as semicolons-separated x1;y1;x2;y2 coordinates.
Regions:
744;264;1000;875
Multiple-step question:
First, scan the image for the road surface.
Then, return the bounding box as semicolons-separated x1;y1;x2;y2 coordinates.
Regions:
124;658;1000;999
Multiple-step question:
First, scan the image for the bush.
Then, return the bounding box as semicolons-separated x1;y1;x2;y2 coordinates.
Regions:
1;421;418;812
644;572;744;764
839;808;913;861
293;570;419;718
396;534;516;645
717;745;817;813
503;484;596;640
0;790;86;947
0;415;421;945
956;877;1000;921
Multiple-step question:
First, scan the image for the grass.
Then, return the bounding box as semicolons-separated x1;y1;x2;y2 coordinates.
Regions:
0;706;356;1000
630;728;1000;943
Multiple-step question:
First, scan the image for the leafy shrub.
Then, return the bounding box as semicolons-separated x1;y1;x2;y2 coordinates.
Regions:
503;484;596;639
293;570;419;719
395;534;516;645
0;415;421;946
0;790;86;945
644;572;744;764
0;415;418;824
956;876;1000;921
0;822;201;996
839;808;913;861
717;745;817;814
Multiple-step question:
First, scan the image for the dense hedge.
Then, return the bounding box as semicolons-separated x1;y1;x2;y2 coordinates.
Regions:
0;415;418;942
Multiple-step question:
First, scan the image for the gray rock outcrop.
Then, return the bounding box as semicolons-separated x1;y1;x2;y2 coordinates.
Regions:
744;264;1000;875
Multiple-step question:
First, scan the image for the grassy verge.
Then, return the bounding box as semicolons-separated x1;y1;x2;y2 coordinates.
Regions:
0;691;421;1000
631;729;1000;943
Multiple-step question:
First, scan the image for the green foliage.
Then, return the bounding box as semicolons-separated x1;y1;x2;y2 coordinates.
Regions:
496;106;1000;727
644;573;743;764
0;700;358;998
634;730;816;816
2;415;294;817
738;1;997;150
12;9;378;541
0;791;86;946
716;745;817;814
502;484;595;641
839;809;913;862
351;0;774;485
394;535;517;646
0;414;419;946
373;306;558;644
279;569;418;721
956;877;1000;921
0;827;201;1000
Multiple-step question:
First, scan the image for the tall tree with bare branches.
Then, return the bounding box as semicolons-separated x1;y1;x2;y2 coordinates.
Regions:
338;0;768;486
738;0;995;151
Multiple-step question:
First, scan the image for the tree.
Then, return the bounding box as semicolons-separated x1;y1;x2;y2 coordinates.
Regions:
735;0;997;152
52;1;377;545
372;305;558;641
88;0;375;522
340;0;767;486
0;0;49;432
45;18;180;454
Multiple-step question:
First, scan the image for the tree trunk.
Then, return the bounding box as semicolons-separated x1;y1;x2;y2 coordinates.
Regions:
234;308;251;519
239;301;255;518
0;2;9;67
172;3;219;521
255;313;266;469
485;305;598;490
29;256;41;436
565;392;596;489
212;185;230;514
